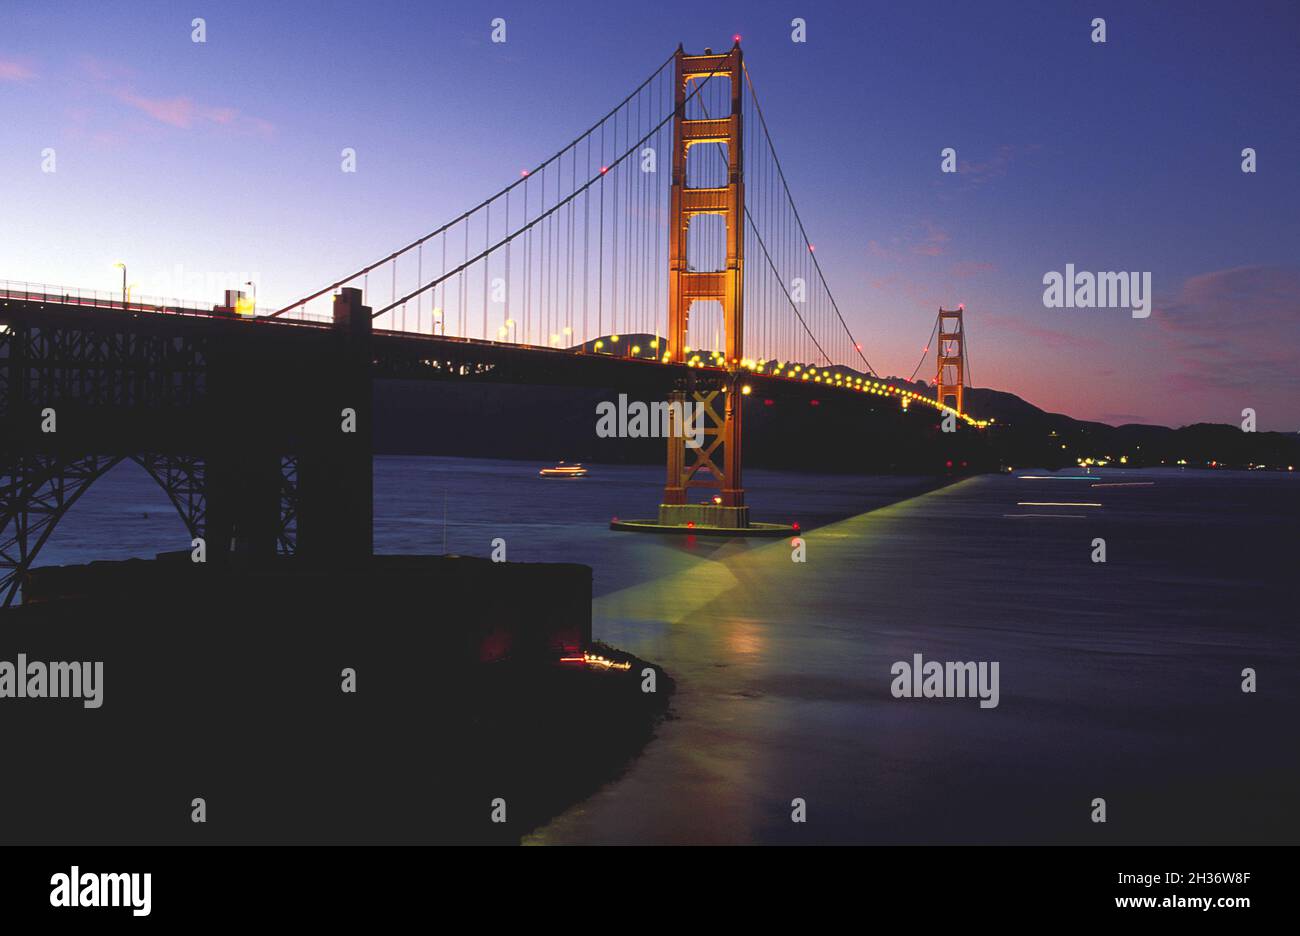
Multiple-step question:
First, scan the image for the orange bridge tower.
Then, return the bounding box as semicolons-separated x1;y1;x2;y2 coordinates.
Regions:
659;43;748;528
935;306;965;415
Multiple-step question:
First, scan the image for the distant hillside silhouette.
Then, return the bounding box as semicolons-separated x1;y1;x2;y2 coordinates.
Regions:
373;335;1300;473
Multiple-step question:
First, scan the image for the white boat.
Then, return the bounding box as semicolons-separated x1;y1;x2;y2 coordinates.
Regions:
539;461;588;478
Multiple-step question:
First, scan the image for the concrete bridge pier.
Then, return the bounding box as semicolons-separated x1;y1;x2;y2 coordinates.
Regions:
204;451;282;560
295;287;373;564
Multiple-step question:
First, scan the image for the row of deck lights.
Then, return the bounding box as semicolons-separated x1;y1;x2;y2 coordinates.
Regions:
583;335;988;428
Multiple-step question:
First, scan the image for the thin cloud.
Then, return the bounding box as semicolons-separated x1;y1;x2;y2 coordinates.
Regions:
75;56;273;136
954;144;1042;187
116;90;197;128
1156;265;1295;334
912;221;949;256
112;88;274;136
868;221;952;260
1098;412;1152;425
981;312;1107;351
950;261;997;277
0;58;36;81
1154;266;1300;396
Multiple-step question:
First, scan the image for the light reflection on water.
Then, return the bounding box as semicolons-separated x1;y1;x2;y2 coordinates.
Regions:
30;458;1300;843
529;467;1300;844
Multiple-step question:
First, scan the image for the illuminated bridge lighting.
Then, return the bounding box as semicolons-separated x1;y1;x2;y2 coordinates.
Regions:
559;652;632;671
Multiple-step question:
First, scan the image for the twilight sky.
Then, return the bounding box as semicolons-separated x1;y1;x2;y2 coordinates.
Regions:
2;0;1297;428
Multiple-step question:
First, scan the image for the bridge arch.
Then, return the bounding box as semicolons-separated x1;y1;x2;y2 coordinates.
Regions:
0;454;206;607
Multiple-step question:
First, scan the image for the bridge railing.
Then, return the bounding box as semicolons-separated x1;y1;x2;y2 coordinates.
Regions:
0;280;319;323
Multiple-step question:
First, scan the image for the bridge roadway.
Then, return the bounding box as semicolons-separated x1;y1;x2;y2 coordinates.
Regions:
1;284;959;425
0;285;965;603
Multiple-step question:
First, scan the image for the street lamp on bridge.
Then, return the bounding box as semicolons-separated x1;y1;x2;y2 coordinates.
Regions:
113;261;126;307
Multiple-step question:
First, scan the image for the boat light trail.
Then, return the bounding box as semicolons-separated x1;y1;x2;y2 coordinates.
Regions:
1003;513;1088;519
1016;475;1096;480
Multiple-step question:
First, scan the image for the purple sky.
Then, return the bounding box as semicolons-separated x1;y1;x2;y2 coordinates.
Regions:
2;0;1298;429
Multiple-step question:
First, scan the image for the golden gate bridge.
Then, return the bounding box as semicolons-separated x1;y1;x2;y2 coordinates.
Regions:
1;41;982;604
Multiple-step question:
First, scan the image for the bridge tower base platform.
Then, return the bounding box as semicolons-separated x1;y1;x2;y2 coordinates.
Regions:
609;515;794;538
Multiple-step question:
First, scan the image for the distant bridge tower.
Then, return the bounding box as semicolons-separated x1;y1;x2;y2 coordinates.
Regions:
935;306;965;415
660;42;748;527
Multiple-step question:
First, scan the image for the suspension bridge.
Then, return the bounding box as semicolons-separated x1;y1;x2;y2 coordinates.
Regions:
1;41;984;604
